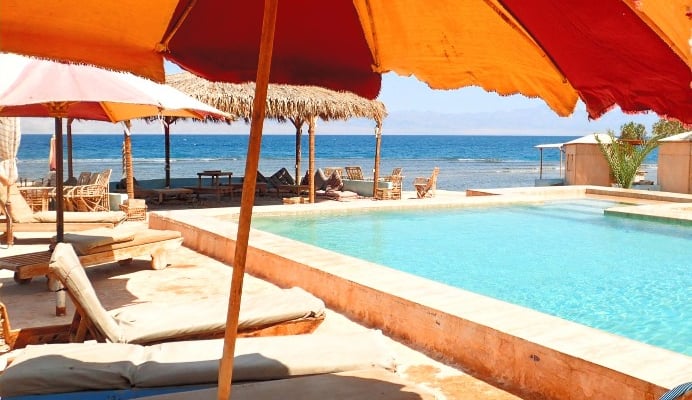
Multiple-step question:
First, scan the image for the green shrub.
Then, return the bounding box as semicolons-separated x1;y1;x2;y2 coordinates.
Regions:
619;122;646;140
651;118;687;138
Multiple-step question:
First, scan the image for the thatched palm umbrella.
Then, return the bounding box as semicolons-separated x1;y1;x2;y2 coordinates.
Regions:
166;72;387;203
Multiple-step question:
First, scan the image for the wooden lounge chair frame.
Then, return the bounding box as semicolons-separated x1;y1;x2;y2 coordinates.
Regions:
413;167;439;199
0;229;183;284
0;302;70;354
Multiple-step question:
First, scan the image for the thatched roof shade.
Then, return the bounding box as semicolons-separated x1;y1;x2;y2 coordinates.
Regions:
166;71;387;124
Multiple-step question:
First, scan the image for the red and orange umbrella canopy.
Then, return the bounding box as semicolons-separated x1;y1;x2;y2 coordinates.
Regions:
1;0;689;123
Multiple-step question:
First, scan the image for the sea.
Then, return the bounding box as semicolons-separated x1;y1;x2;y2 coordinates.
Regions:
15;134;659;191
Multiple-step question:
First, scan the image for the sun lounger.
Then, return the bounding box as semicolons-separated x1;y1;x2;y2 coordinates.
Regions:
49;242;326;344
1;226;183;285
0;330;402;398
0;182;127;245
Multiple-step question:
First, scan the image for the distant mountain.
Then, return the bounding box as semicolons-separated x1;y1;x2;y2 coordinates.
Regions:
18;105;659;136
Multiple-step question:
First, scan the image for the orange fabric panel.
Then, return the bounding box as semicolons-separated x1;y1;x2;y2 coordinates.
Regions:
0;0;177;83
624;0;692;66
353;0;579;116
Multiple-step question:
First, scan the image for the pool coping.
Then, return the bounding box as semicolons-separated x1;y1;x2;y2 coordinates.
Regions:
149;186;692;400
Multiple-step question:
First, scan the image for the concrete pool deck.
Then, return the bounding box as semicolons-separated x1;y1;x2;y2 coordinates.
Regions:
1;186;691;399
148;186;692;400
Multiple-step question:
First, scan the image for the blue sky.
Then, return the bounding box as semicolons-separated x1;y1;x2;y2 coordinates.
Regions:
20;63;661;136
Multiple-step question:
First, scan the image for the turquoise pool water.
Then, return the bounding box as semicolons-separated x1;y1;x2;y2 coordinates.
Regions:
252;199;692;355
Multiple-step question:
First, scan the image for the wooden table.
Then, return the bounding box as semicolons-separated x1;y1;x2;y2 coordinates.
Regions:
194;171;233;201
197;171;232;187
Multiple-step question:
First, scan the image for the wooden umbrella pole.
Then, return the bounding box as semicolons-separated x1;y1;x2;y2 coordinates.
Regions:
293;118;302;186
372;123;382;196
123;121;134;200
54;117;64;241
308;116;316;203
66;118;75;184
217;0;278;398
164;117;172;188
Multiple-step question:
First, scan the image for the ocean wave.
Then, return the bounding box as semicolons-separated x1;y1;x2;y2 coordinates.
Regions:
456;158;504;163
496;167;541;173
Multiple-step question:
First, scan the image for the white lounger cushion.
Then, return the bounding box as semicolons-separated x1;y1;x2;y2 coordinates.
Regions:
0;331;396;397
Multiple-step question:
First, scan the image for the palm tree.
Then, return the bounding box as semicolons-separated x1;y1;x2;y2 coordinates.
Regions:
596;129;662;188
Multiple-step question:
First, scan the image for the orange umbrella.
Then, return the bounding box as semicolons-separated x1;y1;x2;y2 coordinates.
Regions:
2;2;690;399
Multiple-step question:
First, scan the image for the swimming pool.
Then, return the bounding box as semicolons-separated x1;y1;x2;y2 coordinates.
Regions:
251;199;692;355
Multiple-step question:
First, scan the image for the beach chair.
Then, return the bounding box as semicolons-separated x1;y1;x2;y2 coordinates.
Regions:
345;166;365;180
323;167;343;179
0;330;411;399
49;242;326;344
267;167;308;198
377;168;403;200
0;182;127;246
17;186;54;212
2;226;184;285
66;168;112;212
76;171;92;185
413;167;439;199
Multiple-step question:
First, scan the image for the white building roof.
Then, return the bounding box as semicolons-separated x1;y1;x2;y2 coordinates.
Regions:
659;131;692;142
564;133;613;145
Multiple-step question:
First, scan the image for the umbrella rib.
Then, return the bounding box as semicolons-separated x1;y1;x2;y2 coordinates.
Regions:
159;0;198;52
492;0;569;83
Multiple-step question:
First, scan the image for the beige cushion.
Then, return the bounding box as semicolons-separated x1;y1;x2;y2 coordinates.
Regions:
85;229;181;254
0;341;144;397
314;168;328;190
33;210;127;224
135;330;395;387
63;227;181;255
324;189;359;200
0;331;397;397
0;184;36;222
112;287;325;344
63;226;138;254
325;170;343;191
49;243;125;342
